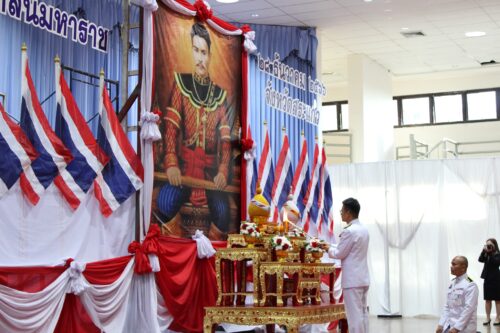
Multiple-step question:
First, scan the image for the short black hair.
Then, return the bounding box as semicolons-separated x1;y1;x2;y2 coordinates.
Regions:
342;197;360;218
456;255;468;269
191;22;211;51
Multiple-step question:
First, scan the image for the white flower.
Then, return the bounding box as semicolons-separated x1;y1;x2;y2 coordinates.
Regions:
271;235;293;251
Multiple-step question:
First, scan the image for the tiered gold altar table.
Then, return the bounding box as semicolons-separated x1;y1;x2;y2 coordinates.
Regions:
204;304;346;333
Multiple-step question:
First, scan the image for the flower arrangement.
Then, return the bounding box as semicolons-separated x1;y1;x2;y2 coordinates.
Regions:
271;235;293;251
288;228;306;238
305;238;325;253
240;221;261;238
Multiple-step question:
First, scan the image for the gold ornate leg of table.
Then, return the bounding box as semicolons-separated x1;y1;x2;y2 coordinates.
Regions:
253;257;260;306
203;312;214;333
215;256;222;306
276;273;284;307
259;268;266;306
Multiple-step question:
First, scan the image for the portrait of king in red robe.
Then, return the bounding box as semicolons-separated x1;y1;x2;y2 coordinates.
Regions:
153;6;241;240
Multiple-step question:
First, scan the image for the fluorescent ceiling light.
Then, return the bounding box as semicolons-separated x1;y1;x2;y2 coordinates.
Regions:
251;13;259;17
216;0;239;3
401;27;409;30
465;31;486;37
364;0;373;2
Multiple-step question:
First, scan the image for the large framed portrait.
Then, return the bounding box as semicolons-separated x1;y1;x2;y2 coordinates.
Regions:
152;3;242;240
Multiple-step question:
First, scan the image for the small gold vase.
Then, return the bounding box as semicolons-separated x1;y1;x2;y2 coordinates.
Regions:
275;250;289;262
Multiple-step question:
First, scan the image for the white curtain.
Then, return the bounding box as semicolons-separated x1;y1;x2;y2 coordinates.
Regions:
329;157;500;317
0;183;135;266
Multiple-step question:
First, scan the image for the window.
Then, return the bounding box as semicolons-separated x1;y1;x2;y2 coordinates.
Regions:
434;94;463;123
340;103;349;129
402;97;430;125
321;101;348;131
395;87;500;127
320;104;338;131
467;91;496;120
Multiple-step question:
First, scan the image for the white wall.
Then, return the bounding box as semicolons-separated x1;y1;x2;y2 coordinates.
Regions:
325;66;500;101
322;66;500;161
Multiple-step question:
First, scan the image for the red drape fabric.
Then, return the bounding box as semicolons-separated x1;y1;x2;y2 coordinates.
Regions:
54;294;100;333
54;256;132;333
0;235;229;333
155;236;226;332
0;266;65;292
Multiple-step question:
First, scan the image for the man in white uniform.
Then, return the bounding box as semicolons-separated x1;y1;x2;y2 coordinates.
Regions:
436;256;479;333
323;198;370;333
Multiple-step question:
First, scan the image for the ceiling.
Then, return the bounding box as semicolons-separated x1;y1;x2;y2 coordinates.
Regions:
207;0;500;84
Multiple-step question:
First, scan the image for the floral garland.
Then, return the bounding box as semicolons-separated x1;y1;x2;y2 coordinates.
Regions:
240;221;261;238
271;235;293;251
288;228;306;238
305;238;324;253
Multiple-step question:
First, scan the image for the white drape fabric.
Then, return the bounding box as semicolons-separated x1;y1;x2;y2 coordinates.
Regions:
0;257;167;333
80;259;135;332
157;287;175;333
68;261;88;295
0;184;135;266
123;272;161;333
0;271;70;333
137;0;160;241
192;230;216;259
329;157;500;317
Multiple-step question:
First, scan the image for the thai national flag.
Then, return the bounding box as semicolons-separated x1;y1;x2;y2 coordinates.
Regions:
316;145;328;235
20;50;73;201
291;135;309;216
0;102;39;199
270;132;293;222
94;78;144;217
257;125;274;204
302;140;322;234
245;127;258;219
53;61;110;210
323;157;334;237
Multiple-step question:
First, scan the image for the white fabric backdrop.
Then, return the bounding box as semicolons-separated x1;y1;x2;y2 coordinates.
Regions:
329;157;500;317
0;182;135;266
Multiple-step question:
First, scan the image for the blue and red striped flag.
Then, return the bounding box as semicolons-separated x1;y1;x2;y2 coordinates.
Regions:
302;139;322;234
94;75;144;217
0;102;39;199
257;124;274;204
20;48;73;203
53;60;110;210
291;134;309;216
316;145;328;235
270;131;293;222
244;127;258;219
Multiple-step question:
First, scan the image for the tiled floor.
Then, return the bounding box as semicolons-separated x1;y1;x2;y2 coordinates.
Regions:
368;316;500;333
218;317;500;332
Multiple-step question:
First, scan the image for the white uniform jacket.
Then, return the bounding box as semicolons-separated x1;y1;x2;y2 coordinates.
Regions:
327;219;370;289
438;273;478;333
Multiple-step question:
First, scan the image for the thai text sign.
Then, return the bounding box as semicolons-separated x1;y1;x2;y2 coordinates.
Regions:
1;0;109;53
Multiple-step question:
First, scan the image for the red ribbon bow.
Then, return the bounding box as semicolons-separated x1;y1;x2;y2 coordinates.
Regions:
193;0;212;22
241;138;254;152
64;258;74;268
143;224;161;255
241;25;252;34
128;241;152;275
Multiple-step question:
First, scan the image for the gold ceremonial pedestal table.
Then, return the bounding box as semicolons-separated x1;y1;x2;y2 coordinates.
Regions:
215;248;269;306
204;304;346;333
259;262;336;307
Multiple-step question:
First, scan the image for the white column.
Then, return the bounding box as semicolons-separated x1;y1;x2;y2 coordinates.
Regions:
347;54;394;162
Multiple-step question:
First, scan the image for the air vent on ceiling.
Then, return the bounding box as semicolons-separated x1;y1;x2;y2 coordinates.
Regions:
401;31;426;38
480;60;497;66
